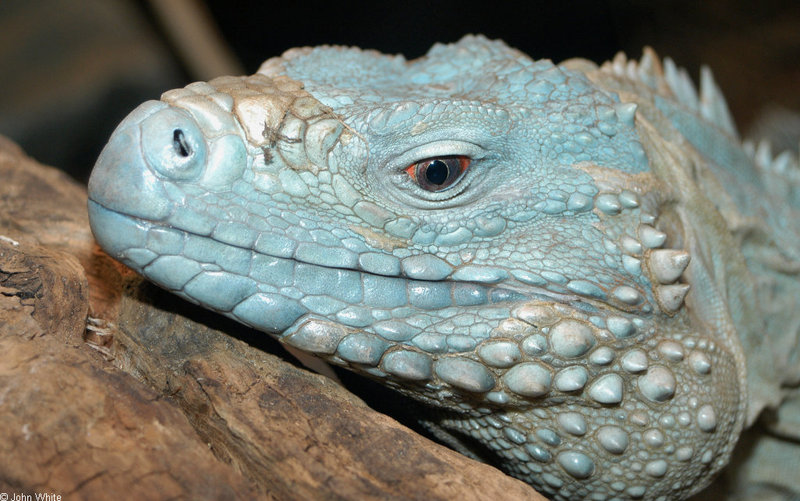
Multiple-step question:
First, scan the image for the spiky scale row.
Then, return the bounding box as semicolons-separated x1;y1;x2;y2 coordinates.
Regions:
606;48;738;138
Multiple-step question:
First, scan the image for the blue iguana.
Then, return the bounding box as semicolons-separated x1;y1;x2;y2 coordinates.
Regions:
87;36;800;500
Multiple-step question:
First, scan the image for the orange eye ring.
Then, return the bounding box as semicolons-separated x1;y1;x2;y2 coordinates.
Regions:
405;156;471;192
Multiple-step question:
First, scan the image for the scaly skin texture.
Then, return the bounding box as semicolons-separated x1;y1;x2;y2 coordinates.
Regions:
87;36;800;500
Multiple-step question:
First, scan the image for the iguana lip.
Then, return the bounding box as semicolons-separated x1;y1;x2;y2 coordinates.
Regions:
87;199;541;315
88;199;648;327
89;200;646;354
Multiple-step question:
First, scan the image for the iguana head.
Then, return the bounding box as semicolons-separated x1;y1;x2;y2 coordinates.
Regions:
88;36;744;500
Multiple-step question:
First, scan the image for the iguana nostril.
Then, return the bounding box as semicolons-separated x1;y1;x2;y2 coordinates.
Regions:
173;129;191;157
140;107;207;180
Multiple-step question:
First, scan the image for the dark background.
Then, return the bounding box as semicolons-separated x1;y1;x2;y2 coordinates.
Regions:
0;0;798;181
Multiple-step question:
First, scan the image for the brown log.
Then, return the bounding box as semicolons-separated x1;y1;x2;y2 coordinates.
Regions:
0;135;543;500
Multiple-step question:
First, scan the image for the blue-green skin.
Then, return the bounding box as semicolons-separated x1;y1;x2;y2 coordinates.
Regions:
87;37;800;500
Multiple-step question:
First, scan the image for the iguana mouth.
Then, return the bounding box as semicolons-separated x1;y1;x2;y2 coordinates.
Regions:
88;196;653;357
88;199;538;324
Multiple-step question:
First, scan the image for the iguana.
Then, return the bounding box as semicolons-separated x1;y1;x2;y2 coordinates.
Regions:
86;36;800;500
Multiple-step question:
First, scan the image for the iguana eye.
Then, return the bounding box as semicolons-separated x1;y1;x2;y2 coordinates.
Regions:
404;156;471;192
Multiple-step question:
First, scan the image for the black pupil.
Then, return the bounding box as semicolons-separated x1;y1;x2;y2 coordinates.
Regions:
424;160;450;185
173;129;191;157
